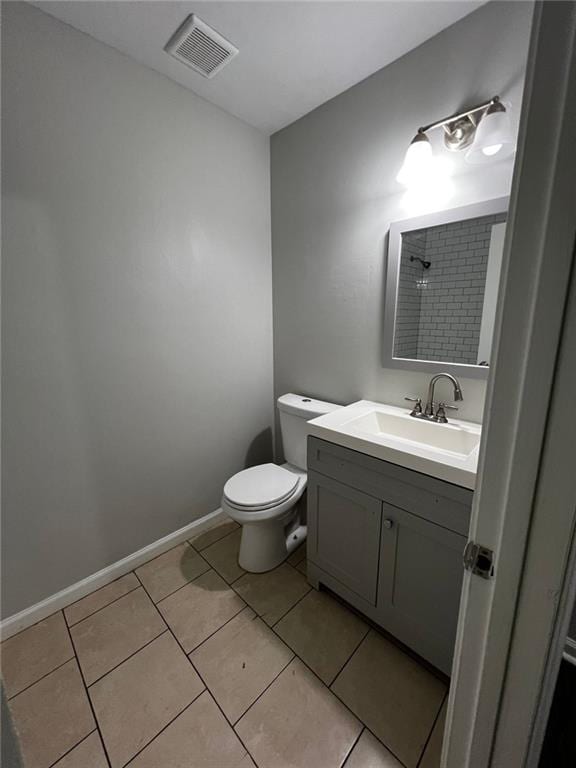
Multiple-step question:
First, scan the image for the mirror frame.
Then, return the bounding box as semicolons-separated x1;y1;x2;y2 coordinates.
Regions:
383;196;510;380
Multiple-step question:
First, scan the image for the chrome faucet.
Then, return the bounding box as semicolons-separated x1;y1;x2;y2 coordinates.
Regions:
405;373;463;423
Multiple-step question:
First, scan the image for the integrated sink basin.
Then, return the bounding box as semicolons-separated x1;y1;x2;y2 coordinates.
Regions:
307;400;481;489
346;409;481;457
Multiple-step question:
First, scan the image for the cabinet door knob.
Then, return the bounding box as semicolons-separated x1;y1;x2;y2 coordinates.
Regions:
383;518;394;529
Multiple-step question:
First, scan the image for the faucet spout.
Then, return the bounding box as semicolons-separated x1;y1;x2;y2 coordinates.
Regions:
424;373;464;417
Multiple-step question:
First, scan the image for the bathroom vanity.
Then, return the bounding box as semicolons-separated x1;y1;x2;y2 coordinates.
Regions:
306;401;479;675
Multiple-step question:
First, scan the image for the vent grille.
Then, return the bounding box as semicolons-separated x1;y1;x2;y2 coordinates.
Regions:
165;15;238;78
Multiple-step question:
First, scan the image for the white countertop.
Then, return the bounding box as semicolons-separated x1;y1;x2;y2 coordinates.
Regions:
307;400;481;490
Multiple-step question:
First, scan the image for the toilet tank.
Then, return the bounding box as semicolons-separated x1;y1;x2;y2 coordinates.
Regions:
277;393;341;470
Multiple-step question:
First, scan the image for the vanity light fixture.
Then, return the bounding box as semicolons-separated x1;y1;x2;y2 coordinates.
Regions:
397;96;514;186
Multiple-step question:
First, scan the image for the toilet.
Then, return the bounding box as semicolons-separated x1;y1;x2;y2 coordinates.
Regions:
222;393;340;573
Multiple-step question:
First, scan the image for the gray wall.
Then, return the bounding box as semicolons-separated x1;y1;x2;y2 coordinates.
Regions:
271;1;532;428
2;3;273;618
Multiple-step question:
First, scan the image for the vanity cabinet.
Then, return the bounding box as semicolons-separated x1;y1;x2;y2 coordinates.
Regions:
307;436;472;674
307;474;381;604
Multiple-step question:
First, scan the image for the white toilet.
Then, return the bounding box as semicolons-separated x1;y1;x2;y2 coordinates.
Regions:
222;393;340;573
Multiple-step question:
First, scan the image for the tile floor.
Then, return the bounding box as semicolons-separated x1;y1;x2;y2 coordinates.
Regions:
2;516;447;768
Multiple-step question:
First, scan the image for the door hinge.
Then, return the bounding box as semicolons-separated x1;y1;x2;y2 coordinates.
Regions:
463;541;495;580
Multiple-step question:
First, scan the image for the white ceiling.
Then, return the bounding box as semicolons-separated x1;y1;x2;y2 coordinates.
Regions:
31;1;485;134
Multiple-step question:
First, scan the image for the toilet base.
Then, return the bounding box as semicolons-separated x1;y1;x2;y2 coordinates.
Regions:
238;510;305;573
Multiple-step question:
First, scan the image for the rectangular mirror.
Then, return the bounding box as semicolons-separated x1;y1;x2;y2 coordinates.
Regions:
384;197;508;379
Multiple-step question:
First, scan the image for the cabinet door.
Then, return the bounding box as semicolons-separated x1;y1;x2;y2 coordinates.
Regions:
308;472;382;604
377;502;466;673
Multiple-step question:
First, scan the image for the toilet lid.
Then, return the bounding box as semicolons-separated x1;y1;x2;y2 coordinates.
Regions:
223;464;299;508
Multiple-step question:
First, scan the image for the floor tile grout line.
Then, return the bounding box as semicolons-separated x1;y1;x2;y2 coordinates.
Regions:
66;583;142;629
189;650;295;758
188;522;240;553
6;653;76;701
328;626;372;689
330;680;408;767
322;630;414;768
226;567;312;626
340;726;366;768
229;652;296;729
45;728;98;768
189;676;261;767
269;584;313;627
1;607;71;644
121;689;206;767
64;572;141;624
139;561;212;606
62;617;113;768
327;623;371;688
195;527;244;569
328;667;424;768
133;569;262;768
152;556;238;608
186;603;252;657
416;689;448;768
85;629;169;690
364;724;410;768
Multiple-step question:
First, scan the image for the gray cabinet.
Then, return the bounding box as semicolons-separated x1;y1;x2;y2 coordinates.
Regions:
307;473;382;604
306;436;472;674
378;502;466;672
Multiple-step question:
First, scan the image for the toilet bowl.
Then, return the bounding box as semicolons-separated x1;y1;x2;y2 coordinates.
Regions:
222;463;307;572
222;394;340;573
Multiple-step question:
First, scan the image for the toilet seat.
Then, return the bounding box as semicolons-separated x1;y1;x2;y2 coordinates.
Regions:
223;463;299;510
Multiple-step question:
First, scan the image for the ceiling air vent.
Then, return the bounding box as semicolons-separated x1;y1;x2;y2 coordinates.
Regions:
165;15;238;79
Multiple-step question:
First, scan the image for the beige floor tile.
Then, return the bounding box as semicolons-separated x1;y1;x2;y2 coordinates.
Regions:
275;590;369;684
233;563;311;626
344;729;404;768
135;542;210;602
127;690;252;767
191;607;294;723
419;698;447;768
201;529;245;583
296;559;307;576
52;731;108;768
90;632;203;768
1;612;74;698
8;659;95;768
287;543;306;567
158;569;245;652
189;518;239;551
236;657;361;768
331;630;446;768
65;573;140;627
71;587;166;685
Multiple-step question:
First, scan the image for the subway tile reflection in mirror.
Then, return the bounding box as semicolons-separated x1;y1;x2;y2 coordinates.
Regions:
395;213;506;365
384;198;509;377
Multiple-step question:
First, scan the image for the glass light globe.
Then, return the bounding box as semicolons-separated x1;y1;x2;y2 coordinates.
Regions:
396;133;433;187
467;104;514;164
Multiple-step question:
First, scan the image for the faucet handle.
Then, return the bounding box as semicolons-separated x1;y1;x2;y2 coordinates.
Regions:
434;402;458;423
405;397;422;416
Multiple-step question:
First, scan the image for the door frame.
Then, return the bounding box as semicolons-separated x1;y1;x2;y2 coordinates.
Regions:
445;2;576;766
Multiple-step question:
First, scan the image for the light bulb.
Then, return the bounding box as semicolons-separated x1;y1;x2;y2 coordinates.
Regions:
467;99;514;164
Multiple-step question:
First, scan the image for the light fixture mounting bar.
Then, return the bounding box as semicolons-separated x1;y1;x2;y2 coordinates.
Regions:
418;96;500;134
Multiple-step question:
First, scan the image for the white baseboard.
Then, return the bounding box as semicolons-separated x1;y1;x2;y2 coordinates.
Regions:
1;508;225;641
